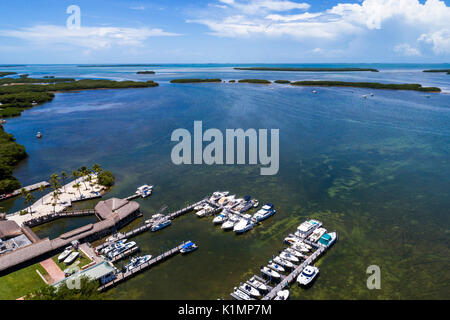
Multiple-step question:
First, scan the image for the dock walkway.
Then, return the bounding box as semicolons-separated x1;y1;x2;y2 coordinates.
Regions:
0;181;50;201
23;209;96;228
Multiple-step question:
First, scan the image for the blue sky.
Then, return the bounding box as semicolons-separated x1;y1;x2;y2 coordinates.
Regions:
0;0;449;63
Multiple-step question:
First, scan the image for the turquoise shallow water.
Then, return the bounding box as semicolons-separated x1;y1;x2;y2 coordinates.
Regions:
1;64;450;299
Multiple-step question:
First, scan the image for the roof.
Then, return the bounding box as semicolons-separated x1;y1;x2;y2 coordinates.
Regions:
95;198;139;220
53;261;115;287
0;220;23;240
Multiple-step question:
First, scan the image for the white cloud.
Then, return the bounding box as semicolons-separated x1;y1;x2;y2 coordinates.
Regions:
218;0;310;14
418;29;450;54
393;43;421;56
130;6;146;11
0;25;181;50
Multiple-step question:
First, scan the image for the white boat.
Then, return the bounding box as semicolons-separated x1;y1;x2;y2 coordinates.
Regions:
221;214;240;230
309;227;327;242
239;283;260;298
247;276;268;292
297;266;319;286
312;90;317;94
284;236;300;245
274;290;290;300
252;200;259;208
261;266;281;279
64;251;80;265
218;194;235;206
194;204;205;211
273;256;295;269
297;219;321;238
233;288;252;300
108;241;136;258
196;205;213;217
125;255;152;272
268;261;285;273
136;185;153;198
151;219;171;231
209;191;229;203
284;247;305;259
36;132;42;139
212;212;228;224
101;239;128;255
291;242;309;253
180;241;198;254
318;232;337;247
280;250;299;263
253;204;276;222
145;214;164;224
233;218;254;234
362;95;367;99
58;247;72;262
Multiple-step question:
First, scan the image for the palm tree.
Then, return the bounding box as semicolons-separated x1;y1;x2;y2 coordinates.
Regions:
73;183;82;198
61;171;68;191
92;164;103;175
78;167;89;190
39;184;46;204
50;174;61;192
51;191;60;213
20;188;28;214
25;192;35;215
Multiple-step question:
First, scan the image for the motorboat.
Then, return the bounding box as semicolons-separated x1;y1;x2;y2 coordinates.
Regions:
253;204;276;222
233;288;252;300
108;241;136;258
274;290;289;300
212;211;229;224
291;242;309;253
252;199;259;208
101;239;128;255
180;241;198;254
312;90;317;94
151;219;171;232
280;250;299;263
64;251;80;265
36;132;42;139
196;205;213;217
247;276;268;292
194;204;205;211
125;255;152;272
261;266;281;279
239;283;260;298
309;227;327;242
58;247;73;262
209;191;229;203
135;185;153;198
297;266;319;286
268;261;285;273
284;247;305;259
233;217;254;234
218;194;235;206
145;214;165;224
273;256;295;269
284;236;300;245
221;214;240;230
318;232;337;247
297;219;321;238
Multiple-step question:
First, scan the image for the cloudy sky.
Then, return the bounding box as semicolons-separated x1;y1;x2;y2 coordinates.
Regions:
0;0;449;63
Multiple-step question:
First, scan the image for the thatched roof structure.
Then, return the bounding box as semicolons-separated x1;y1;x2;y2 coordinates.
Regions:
0;220;23;240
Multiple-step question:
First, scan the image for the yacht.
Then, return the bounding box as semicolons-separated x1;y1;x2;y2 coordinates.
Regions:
145;214;164;224
196;205;213;217
318;232;337;247
268;261;285;273
233;288;252;300
151;219;171;231
209;191;229;203
291;242;309;254
247;276;268;292
280;250;299;263
218;194;235;206
297;266;319;286
284;236;300;245
125;255;152;272
239;283;260;298
64;251;80;265
221;214;240;230
136;185;153;198
284;247;305;259
296;219;321;238
261;266;281;280
233;217;255;234
58;247;73;262
274;290;290;300
108;241;136;259
180;241;198;254
253;204;276;222
212;211;229;225
273;256;295;269
309;227;327;242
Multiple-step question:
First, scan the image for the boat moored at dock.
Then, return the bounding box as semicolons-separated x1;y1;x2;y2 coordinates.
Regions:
253;203;276;222
125;255;152;272
151;219;171;232
261;266;281;280
297;265;319;286
180;241;198;254
136;185;153;198
318;232;337;247
274;290;290;300
296;219;322;238
233;215;255;234
239;283;261;298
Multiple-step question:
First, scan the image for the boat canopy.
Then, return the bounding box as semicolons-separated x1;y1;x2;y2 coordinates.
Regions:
319;234;331;245
244;195;251;201
182;241;194;248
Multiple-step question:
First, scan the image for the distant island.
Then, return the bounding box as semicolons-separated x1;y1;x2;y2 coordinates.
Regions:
137;71;156;74
170;78;222;83
78;64;161;67
274;80;291;84
290;80;441;92
0;72;17;77
238;79;271;84
234;67;379;72
423;69;450;74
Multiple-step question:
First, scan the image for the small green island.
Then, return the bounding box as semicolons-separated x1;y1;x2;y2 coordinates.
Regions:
290;80;441;92
238;79;271;84
423;69;450;74
274;80;291;84
137;71;156;74
170;78;222;83
234;67;379;72
0;72;17;77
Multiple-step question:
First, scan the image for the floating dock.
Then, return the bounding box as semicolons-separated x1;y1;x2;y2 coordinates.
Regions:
23;209;97;228
0;181;50;201
110;246;140;263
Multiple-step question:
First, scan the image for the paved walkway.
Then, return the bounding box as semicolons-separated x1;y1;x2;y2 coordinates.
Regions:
40;258;65;284
79;243;103;264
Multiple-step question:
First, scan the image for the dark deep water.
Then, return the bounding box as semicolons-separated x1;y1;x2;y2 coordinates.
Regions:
1;64;449;299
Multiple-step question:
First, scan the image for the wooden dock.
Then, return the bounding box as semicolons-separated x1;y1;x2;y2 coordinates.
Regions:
0;181;50;201
23;209;96;227
98;242;188;291
110;246;140;263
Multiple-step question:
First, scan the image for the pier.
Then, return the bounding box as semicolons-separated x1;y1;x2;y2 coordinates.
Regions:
23;209;96;228
98;242;188;291
0;181;50;201
110;246;140;263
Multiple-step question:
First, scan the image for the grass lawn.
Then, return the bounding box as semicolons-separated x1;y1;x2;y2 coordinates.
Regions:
51;250;92;272
0;263;48;300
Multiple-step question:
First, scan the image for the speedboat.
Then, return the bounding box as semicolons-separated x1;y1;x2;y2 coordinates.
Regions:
284;247;305;259
318;232;337;247
297;266;319;286
151;219;171;231
36;132;42;139
297;219;321;238
233;217;254;234
261;266;281;280
273;256;295;269
233;288;252;300
180;241;198;254
239;283;260;298
145;214;165;224
58;247;73;262
247;276;268;292
136;185;153;198
64;251;80;265
101;239;128;255
253;204;276;222
280;250;299;263
125;255;152;272
291;243;309;253
309;227;327;242
221;214;240;230
196;205;213;217
274;290;290;300
268;261;285;273
212;212;228;225
284;236;300;245
108;241;136;258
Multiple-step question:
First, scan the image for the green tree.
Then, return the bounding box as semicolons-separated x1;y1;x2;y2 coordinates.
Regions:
24;192;35;215
73;182;82;198
51;191;60;213
61;171;68;191
25;276;102;300
38;184;46;204
92;163;103;175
